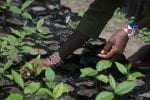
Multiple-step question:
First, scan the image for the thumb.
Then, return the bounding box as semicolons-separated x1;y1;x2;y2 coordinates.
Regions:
101;42;112;54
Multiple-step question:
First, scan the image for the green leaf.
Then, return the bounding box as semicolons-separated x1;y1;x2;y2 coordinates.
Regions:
127;63;132;72
96;74;109;83
23;27;36;34
96;60;112;71
9;6;22;14
128;72;144;81
45;68;55;82
25;63;33;71
33;55;40;67
6;93;23;100
21;0;33;10
22;12;32;20
1;41;7;48
53;83;65;99
0;68;4;74
5;74;13;80
36;88;52;97
109;75;116;90
35;67;42;76
3;35;17;45
2;48;19;56
80;67;98;77
130;72;144;78
11;28;21;37
24;82;40;94
115;62;128;75
21;45;33;53
96;91;114;100
4;60;13;71
37;19;44;29
115;81;136;95
6;0;12;5
45;81;56;89
11;70;24;88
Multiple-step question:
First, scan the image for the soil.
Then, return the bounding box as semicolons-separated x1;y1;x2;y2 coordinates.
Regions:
0;0;149;100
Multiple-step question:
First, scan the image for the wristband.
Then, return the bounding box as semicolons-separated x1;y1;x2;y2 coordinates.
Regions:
122;22;138;37
47;52;64;67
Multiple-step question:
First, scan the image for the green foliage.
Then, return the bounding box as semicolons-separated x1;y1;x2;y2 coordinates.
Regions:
137;28;150;42
96;60;112;71
109;75;116;90
45;67;55;82
80;67;98;77
24;82;40;94
96;74;109;83
96;91;114;100
7;93;23;100
80;60;144;99
11;70;24;88
115;62;128;75
114;81;136;95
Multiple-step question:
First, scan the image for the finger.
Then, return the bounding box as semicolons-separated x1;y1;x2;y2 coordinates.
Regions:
98;47;117;59
101;42;112;54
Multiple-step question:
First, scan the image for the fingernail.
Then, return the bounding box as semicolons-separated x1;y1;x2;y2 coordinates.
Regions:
101;50;105;54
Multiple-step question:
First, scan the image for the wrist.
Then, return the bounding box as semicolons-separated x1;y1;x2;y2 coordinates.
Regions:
122;21;138;37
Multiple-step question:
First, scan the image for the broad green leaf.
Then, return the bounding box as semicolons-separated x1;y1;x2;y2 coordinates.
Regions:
80;67;98;77
96;74;108;83
109;75;116;90
37;19;44;29
24;82;40;94
6;0;12;4
21;45;33;53
35;67;42;76
45;68;55;82
9;6;22;14
0;68;4;74
96;91;114;100
1;41;7;48
2;48;19;56
115;81;136;95
33;55;40;67
11;70;24;88
23;27;36;34
127;63;132;72
96;60;112;71
5;74;13;80
25;63;33;71
6;93;23;100
22;12;32;20
130;72;144;78
11;28;21;37
36;88;52;96
128;72;144;81
115;62;127;75
53;83;65;99
4;60;13;71
45;81;56;89
3;35;17;45
21;0;33;10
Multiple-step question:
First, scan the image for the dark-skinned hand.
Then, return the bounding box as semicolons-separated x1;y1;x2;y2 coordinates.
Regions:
98;30;129;59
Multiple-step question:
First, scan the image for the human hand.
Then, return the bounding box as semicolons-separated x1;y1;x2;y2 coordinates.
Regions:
98;30;129;59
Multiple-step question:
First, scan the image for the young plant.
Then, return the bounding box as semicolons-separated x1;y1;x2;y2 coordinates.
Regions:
0;28;33;57
0;0;33;20
6;55;68;100
80;60;144;100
